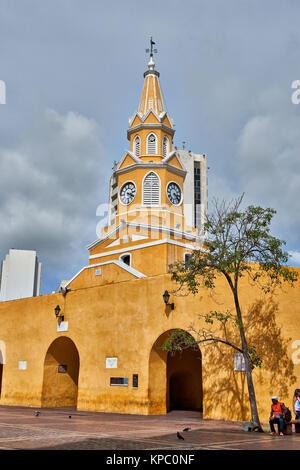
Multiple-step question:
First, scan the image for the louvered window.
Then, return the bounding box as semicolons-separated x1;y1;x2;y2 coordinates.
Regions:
143;172;160;206
148;99;153;109
162;136;169;156
134;135;140;156
147;133;157;154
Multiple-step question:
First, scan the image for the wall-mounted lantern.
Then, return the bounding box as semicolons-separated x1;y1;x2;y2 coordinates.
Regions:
162;290;174;310
54;305;64;323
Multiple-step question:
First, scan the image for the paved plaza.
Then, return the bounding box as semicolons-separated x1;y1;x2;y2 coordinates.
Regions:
0;405;298;450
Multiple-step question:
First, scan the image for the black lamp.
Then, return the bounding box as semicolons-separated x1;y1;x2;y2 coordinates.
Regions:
54;305;64;322
163;290;174;310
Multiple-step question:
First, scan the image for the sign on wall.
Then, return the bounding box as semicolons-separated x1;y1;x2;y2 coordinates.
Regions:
58;364;67;373
18;361;27;370
133;374;138;388
106;357;118;369
57;321;68;332
234;353;246;371
110;377;128;386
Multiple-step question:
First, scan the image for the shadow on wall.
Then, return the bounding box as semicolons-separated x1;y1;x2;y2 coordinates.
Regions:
203;297;296;421
247;299;297;397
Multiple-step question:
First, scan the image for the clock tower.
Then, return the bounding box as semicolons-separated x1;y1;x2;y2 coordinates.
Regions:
87;42;206;278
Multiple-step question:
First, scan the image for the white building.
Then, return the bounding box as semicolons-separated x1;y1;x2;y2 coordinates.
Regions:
0;249;42;302
177;150;208;233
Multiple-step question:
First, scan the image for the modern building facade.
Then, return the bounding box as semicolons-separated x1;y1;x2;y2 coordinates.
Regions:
0;249;42;302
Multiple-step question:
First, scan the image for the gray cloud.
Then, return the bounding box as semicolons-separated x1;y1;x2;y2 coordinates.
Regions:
236;86;300;254
0;108;109;292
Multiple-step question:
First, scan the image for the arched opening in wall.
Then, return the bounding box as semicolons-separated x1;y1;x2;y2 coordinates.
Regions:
168;346;202;411
148;330;202;414
41;336;80;408
0;361;3;398
0;342;6;399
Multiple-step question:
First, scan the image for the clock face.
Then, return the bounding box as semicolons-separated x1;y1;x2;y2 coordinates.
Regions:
119;181;136;205
167;182;182;205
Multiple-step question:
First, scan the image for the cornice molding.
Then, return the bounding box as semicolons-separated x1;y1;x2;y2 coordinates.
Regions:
127;122;175;139
89;238;203;260
115;162;186;178
88;222;203;251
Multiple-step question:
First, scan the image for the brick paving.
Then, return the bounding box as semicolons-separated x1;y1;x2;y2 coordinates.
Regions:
0;405;298;450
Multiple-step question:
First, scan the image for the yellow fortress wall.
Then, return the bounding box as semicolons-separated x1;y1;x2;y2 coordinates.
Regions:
0;269;299;423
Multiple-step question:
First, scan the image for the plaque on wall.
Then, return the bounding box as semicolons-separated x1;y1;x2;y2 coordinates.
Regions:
106;357;118;369
19;361;27;370
58;364;67;373
57;321;68;332
234;353;246;371
110;377;128;386
132;374;138;388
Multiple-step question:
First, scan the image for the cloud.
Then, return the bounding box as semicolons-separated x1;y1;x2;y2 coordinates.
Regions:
236;86;300;254
289;251;300;267
0;108;110;293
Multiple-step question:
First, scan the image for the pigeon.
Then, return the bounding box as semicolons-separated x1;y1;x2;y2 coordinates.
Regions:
183;427;191;432
177;432;184;440
34;411;40;416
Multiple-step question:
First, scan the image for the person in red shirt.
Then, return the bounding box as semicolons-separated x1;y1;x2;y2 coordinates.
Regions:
269;396;286;435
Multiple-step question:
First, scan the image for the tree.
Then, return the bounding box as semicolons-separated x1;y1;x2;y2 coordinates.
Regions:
164;195;298;431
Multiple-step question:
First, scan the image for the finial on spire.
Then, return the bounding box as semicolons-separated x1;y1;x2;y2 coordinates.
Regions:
146;36;157;58
144;37;160;78
145;37;158;71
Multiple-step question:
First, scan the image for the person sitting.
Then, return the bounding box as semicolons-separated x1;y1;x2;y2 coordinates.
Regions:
269;396;286;436
293;389;300;419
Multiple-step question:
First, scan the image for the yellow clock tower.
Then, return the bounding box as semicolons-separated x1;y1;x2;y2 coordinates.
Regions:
85;43;204;280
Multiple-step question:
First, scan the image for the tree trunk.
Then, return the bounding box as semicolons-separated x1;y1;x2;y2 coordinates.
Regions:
233;289;263;431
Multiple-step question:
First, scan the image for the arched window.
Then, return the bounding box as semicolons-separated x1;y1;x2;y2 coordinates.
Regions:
143;171;160;206
133;135;141;156
147;133;157;154
162;136;169;156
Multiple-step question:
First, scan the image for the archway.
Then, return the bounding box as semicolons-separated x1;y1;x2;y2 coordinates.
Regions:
167;347;202;411
0;362;2;398
148;330;202;414
0;341;6;399
41;336;79;407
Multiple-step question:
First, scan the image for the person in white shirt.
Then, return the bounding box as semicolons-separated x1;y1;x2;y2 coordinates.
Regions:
293;389;300;419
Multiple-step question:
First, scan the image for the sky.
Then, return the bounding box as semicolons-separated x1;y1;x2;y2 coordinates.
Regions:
0;0;300;294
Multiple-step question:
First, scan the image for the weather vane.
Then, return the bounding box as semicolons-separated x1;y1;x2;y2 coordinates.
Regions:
146;37;158;58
